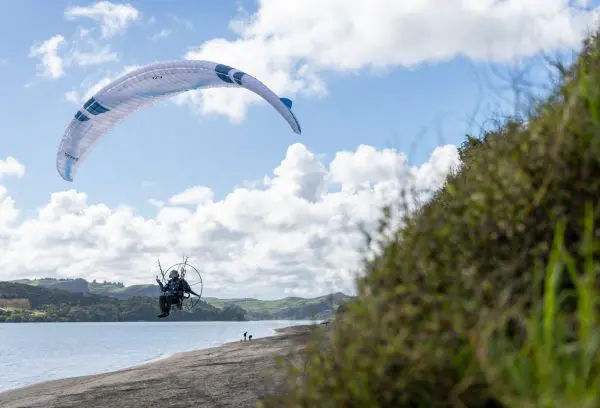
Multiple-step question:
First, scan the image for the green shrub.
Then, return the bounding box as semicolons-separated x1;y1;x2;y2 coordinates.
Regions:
260;29;600;408
477;208;600;408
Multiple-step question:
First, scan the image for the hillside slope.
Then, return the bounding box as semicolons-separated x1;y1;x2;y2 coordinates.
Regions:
0;282;245;322
11;278;351;320
204;292;350;320
261;28;600;408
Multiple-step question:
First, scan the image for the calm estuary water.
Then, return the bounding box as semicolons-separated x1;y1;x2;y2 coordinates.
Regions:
0;320;315;392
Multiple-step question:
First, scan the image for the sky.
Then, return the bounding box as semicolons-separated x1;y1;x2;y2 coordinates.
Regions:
0;0;598;299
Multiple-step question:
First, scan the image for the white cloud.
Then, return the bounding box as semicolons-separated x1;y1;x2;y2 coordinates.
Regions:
65;64;141;105
65;90;80;105
168;186;214;206
0;157;26;180
0;157;25;231
0;186;20;229
65;1;141;38
29;35;66;79
330;145;410;188
29;28;119;81
0;143;459;298
179;0;600;121
151;28;171;40
67;28;119;66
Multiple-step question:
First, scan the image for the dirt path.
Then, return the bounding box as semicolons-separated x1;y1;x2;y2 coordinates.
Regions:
0;325;315;408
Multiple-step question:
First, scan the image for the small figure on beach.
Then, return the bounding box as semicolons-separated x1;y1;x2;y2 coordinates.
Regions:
243;331;248;341
249;334;253;341
155;269;200;318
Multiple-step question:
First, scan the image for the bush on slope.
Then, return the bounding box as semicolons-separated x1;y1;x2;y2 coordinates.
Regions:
260;30;600;408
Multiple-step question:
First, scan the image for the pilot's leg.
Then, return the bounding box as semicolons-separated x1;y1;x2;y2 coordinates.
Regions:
159;295;167;313
158;295;176;318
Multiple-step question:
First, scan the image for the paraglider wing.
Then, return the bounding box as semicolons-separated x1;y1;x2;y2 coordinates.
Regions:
56;60;302;182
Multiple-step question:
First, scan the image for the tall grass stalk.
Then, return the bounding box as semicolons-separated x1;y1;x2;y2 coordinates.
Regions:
478;203;600;408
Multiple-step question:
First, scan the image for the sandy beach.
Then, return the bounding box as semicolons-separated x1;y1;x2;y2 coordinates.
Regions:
0;324;317;408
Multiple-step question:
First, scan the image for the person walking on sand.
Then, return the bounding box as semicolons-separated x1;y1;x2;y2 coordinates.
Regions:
243;331;247;341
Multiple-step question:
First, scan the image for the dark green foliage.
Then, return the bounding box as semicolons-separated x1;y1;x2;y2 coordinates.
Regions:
12;278;352;320
260;29;600;408
14;277;158;298
0;281;107;309
0;282;246;322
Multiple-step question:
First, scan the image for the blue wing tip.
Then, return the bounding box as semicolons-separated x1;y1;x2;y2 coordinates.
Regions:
64;157;74;182
280;97;301;133
61;171;73;182
280;97;293;109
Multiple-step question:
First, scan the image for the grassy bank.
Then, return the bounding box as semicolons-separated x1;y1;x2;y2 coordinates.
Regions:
259;30;600;408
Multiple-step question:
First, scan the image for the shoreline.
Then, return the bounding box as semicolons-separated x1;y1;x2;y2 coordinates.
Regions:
0;319;323;324
111;324;305;370
67;324;300;382
0;324;317;408
1;320;318;394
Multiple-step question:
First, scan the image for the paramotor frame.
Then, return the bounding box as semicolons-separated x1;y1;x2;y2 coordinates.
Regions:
157;256;204;312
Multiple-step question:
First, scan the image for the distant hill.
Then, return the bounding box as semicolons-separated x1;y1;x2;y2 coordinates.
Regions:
203;292;351;320
89;281;160;298
12;278;159;298
10;278;353;320
13;278;91;293
0;281;246;323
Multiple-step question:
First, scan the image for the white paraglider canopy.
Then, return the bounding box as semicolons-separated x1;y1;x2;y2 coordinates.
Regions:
56;60;302;182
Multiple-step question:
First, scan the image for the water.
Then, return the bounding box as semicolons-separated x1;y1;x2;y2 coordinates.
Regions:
0;320;315;393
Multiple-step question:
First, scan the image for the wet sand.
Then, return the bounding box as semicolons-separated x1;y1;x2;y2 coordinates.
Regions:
0;325;317;408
